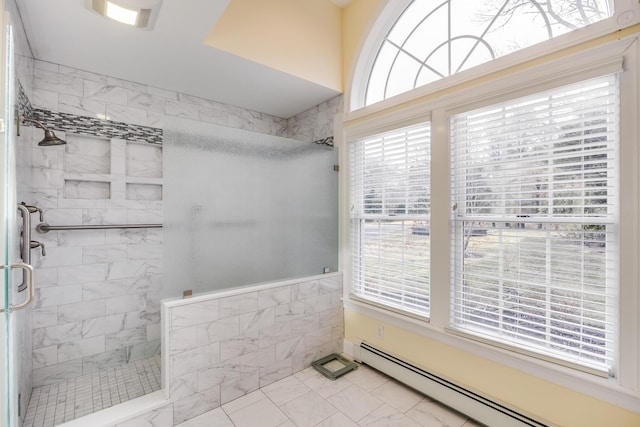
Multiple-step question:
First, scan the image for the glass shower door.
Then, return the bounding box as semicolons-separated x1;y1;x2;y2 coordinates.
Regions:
0;1;11;424
0;118;10;425
1;6;31;426
1;141;12;426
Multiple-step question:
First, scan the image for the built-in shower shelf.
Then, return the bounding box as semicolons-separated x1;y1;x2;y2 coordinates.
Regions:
126;183;162;201
64;180;110;199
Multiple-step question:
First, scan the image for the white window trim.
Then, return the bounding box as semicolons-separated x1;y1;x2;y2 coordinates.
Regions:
346;0;640;117
340;36;640;412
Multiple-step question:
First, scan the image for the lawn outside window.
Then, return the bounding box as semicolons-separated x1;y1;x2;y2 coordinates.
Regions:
449;74;619;374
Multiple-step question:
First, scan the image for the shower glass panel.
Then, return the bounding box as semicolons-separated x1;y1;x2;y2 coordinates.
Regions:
2;12;17;426
163;118;338;299
0;58;9;427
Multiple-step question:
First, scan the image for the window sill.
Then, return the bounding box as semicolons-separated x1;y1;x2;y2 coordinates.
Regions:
342;297;640;413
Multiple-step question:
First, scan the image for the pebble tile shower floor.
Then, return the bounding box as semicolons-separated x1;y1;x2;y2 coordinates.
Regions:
23;354;161;427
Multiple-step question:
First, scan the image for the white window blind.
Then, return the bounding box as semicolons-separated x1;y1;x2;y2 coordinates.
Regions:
350;123;431;317
450;74;619;373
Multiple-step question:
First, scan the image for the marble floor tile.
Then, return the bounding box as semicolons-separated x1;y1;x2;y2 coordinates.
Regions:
370;378;424;413
327;384;384;422
314;411;359;427
344;364;390;392
293;367;353;399
405;398;470;427
226;394;289;427
279;391;337;427
174;407;234;427
221;389;266;415
261;375;312;406
359;404;422;427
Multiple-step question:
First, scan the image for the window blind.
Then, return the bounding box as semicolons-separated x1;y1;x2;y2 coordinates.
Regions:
350;123;431;317
450;74;619;373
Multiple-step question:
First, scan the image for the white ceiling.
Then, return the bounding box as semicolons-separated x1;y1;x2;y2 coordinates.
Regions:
16;0;343;118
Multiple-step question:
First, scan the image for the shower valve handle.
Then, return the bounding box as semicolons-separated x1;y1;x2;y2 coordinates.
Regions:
20;202;44;222
30;240;46;257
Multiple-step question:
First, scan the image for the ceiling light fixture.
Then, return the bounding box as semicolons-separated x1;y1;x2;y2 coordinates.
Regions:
105;1;138;26
87;0;163;29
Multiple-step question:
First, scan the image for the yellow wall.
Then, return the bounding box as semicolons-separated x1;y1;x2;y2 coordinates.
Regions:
346;310;640;427
342;0;384;91
205;0;342;92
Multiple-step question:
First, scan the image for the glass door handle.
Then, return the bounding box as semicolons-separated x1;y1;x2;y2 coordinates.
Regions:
17;203;36;292
0;262;34;312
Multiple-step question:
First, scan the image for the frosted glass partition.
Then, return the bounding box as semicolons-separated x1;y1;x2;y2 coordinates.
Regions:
163;118;338;299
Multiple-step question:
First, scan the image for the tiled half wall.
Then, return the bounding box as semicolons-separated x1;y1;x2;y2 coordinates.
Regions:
162;273;344;424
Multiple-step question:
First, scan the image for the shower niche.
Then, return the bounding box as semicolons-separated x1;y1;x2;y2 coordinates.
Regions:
62;135;111;200
125;141;163;202
59;135;164;202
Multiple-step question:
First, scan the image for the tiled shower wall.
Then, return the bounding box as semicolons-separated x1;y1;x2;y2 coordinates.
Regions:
28;131;164;387
30;59;342;144
24;57;343;388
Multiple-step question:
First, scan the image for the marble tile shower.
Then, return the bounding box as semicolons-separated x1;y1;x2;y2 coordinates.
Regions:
16;51;344;425
29;132;163;388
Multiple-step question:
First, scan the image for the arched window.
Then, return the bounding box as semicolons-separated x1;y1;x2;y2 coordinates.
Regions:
344;0;640;408
353;0;639;109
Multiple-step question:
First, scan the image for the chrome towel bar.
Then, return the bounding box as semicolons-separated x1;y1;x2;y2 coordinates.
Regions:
36;223;162;233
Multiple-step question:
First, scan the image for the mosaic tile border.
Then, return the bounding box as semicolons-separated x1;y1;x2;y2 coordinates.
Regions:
313;136;334;147
18;79;34;118
17;80;163;144
25;108;163;145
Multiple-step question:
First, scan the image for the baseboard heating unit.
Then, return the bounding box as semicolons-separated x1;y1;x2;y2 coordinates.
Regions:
354;342;548;427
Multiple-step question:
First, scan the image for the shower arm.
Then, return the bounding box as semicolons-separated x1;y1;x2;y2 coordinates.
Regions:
16;115;42;136
18;116;53;136
22;116;48;131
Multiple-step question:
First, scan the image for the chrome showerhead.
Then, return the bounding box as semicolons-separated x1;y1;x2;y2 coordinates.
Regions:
22;117;66;146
